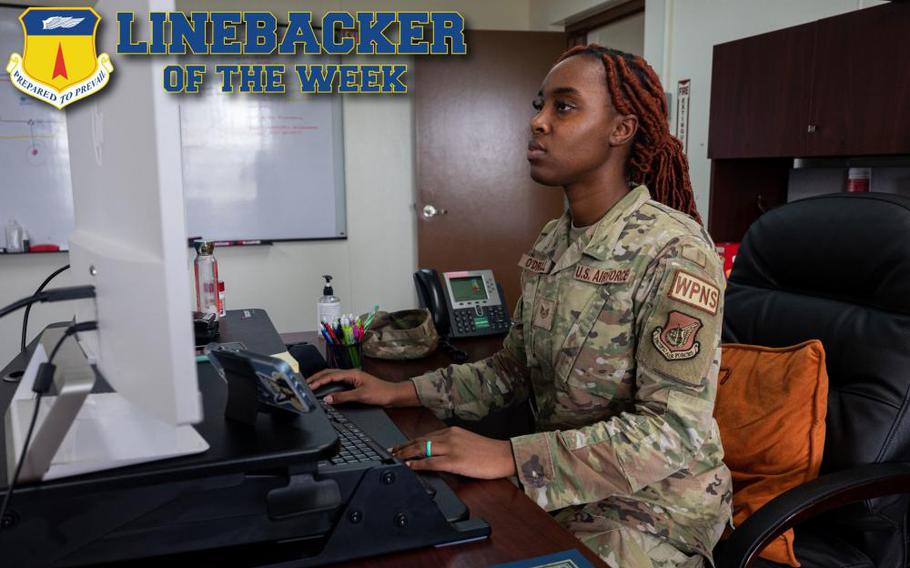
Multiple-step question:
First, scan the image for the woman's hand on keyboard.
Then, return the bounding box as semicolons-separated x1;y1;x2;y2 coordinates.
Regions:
306;369;420;407
390;426;517;480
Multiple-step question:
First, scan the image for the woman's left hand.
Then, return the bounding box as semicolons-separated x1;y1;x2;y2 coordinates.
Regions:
390;426;517;480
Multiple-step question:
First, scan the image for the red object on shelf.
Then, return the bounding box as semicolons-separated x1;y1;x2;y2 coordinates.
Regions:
846;168;871;193
715;242;740;279
27;244;61;253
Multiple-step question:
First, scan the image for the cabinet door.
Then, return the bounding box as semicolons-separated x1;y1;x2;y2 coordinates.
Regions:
808;3;910;156
708;25;813;159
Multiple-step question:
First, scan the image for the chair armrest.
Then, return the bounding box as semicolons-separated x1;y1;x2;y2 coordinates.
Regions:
716;462;910;568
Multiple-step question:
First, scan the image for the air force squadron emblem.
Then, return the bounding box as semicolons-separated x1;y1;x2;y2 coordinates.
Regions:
652;310;702;361
6;8;113;109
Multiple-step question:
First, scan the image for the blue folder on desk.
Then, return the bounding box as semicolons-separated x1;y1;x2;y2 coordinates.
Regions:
490;549;595;568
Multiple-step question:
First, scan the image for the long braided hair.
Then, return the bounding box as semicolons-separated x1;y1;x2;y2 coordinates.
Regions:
558;44;701;224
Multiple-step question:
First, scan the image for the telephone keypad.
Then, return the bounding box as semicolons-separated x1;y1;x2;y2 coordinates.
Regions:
452;304;510;337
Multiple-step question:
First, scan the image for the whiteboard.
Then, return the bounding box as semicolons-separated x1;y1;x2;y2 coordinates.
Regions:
179;55;347;242
0;7;74;251
0;6;347;252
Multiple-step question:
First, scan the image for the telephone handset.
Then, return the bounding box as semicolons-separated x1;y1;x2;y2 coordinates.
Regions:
414;268;450;334
414;268;510;339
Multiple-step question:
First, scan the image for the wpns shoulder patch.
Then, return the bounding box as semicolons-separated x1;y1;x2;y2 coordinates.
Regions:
668;269;720;315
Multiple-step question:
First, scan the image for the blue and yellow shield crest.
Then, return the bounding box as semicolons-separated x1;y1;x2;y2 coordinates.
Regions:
6;7;114;109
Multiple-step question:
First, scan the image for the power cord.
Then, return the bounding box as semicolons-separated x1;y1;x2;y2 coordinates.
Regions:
0;286;95;321
20;264;70;353
0;320;97;531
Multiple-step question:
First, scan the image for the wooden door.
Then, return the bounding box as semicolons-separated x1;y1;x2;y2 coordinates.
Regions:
415;30;567;309
807;2;910;156
708;25;813;159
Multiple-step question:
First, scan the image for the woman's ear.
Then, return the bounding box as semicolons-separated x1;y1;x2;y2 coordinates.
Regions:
609;114;639;147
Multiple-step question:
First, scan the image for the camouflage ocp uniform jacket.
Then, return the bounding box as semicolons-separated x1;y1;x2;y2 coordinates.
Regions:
411;186;732;564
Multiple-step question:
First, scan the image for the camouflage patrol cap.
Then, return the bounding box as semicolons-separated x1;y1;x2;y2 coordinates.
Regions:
362;309;439;360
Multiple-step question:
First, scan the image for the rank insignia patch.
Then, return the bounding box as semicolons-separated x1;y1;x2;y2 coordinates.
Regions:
6;7;114;109
652;310;702;361
533;297;556;330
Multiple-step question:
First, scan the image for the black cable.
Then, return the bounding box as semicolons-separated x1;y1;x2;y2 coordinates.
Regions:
0;296;42;321
21;264;70;353
0;286;94;321
0;321;97;531
46;328;73;365
0;392;42;531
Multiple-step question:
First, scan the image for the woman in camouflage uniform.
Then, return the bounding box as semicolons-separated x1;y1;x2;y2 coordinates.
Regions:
309;45;732;568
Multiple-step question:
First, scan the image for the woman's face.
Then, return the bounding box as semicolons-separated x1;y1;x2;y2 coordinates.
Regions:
527;55;635;187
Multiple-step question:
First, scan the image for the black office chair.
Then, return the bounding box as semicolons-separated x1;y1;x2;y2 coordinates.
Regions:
713;192;910;568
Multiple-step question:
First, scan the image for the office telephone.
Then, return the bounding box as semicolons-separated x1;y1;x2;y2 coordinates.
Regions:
414;268;510;338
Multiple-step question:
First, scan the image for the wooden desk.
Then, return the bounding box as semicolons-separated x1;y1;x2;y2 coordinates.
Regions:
282;332;607;568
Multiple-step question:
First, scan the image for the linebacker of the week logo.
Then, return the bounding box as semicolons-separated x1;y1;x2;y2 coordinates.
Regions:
6;7;114;110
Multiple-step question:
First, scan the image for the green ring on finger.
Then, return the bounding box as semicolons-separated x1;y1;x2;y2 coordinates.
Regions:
425;440;432;458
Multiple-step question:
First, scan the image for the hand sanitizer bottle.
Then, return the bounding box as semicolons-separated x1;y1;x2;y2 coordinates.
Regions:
5;219;24;253
317;274;341;331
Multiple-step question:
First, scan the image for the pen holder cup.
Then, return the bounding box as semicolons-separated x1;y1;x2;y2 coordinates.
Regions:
326;341;364;370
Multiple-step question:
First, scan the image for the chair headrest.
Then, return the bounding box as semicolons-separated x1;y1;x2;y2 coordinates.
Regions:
729;192;910;315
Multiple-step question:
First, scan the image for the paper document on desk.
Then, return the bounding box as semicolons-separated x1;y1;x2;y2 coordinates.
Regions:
489;549;594;568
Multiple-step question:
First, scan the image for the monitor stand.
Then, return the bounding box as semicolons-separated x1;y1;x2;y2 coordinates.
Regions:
4;326;209;483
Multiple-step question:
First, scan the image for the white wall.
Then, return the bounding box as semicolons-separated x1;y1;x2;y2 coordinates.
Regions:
179;0;536;31
530;0;626;29
644;0;889;224
0;0;542;367
0;254;76;366
207;81;416;337
587;11;644;55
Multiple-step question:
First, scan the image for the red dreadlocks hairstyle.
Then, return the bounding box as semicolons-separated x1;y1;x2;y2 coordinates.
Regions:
558;44;701;224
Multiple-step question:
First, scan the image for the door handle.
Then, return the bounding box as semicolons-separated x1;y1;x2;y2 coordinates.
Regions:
422;204;448;219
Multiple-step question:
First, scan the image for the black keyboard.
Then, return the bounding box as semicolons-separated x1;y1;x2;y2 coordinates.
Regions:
318;402;392;467
320;404;466;519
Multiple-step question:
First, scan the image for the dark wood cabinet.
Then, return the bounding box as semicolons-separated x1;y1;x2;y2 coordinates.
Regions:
707;2;910;242
708;158;791;243
708;25;813;159
710;2;910;161
807;2;910;156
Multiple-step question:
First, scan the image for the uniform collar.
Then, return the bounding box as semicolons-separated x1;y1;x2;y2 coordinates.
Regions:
581;185;651;261
531;211;571;258
527;185;652;273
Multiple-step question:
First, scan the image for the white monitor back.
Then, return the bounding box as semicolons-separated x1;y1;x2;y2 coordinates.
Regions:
65;0;201;426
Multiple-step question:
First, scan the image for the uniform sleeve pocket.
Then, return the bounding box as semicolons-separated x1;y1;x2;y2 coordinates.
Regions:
667;389;714;448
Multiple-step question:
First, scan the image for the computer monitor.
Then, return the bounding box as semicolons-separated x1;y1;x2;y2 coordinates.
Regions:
5;0;208;482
